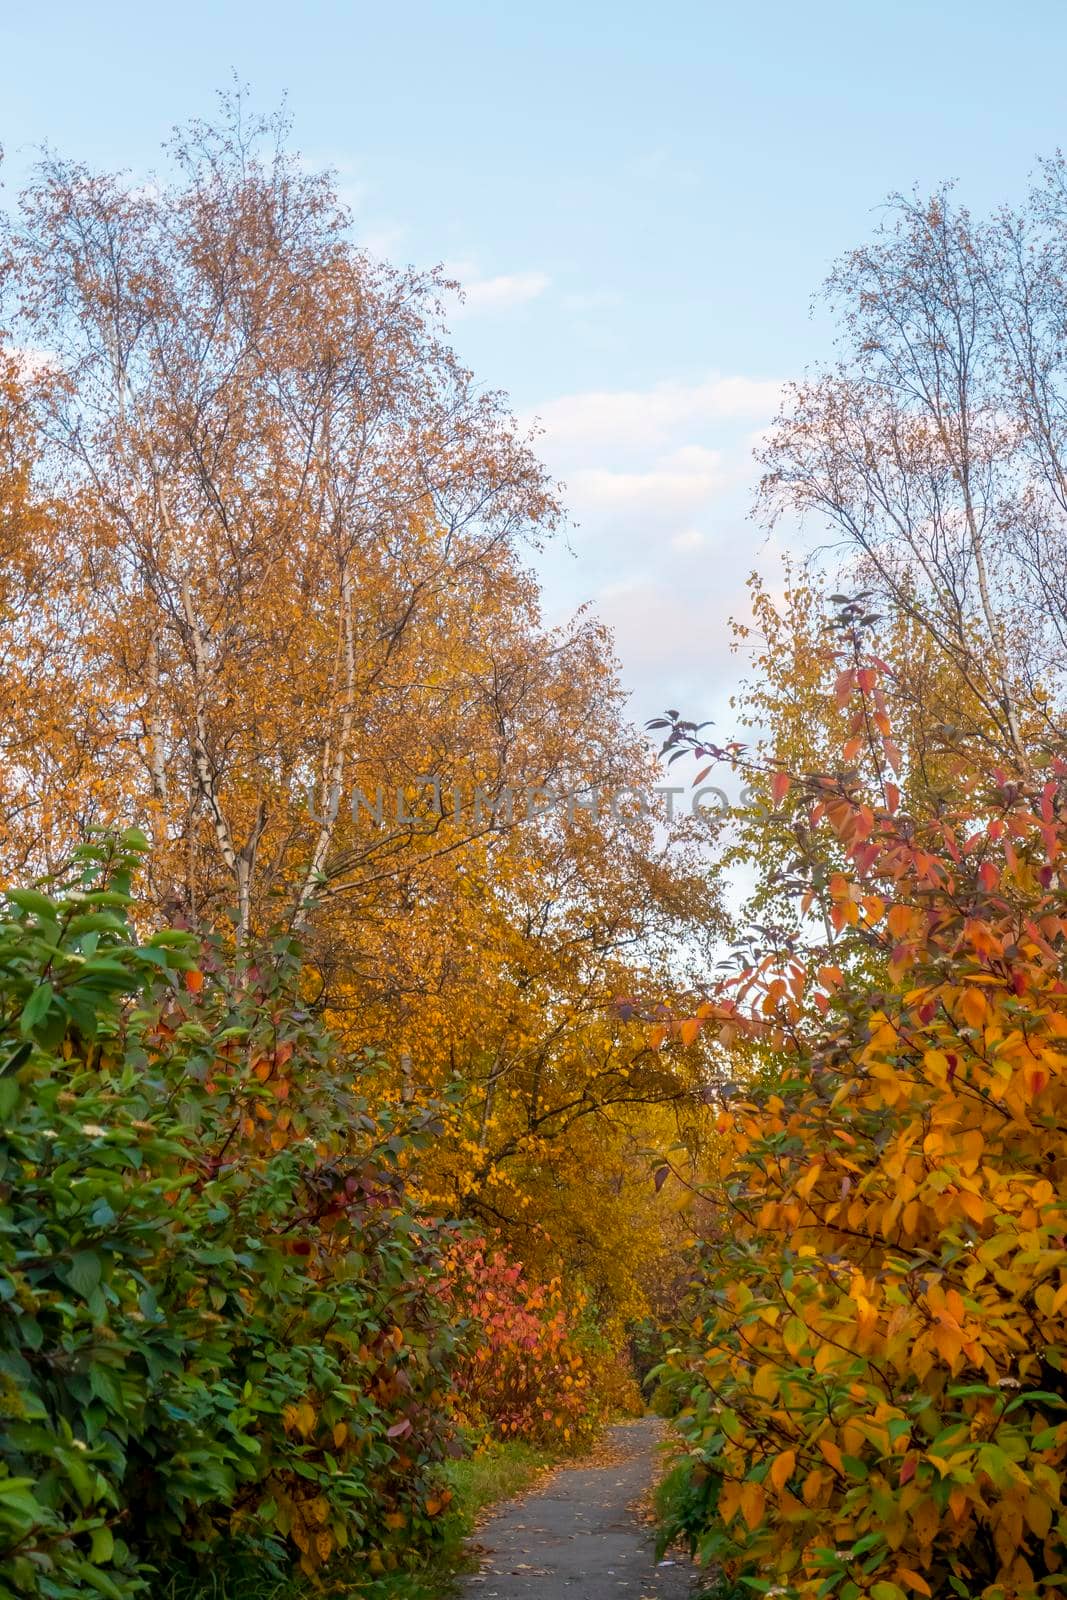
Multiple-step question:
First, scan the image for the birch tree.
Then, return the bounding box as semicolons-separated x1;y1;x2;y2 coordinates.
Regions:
7;98;558;942
760;168;1067;776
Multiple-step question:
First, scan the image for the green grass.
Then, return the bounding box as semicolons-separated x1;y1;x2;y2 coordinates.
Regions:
159;1439;557;1600
364;1440;556;1599
445;1438;555;1530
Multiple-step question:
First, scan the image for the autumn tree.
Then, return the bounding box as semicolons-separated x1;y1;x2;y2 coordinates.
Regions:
0;348;101;881
5;99;564;941
759;166;1067;780
0;96;722;1337
651;163;1067;1600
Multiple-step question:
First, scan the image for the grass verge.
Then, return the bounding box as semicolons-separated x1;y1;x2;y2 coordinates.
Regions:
160;1438;557;1600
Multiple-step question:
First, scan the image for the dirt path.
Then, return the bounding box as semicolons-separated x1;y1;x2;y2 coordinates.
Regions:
459;1417;696;1599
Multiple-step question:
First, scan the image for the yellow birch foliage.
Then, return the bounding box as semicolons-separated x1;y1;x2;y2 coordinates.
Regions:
0;104;722;1340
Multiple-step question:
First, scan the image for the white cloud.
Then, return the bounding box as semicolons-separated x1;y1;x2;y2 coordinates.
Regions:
527;375;782;461
453;270;551;315
566;448;724;528
527;372;787;725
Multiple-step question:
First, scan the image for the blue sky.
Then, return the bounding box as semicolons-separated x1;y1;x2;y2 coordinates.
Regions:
3;0;1066;729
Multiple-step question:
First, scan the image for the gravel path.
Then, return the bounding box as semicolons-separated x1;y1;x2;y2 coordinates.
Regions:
459;1417;696;1599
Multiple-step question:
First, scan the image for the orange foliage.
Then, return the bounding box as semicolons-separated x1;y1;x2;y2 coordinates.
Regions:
660;665;1067;1597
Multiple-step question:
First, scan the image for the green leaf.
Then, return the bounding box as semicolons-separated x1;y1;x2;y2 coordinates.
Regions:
90;1524;114;1563
68;912;129;937
19;981;54;1034
0;1041;33;1077
1011;1389;1067;1410
89;1364;123;1410
70;1559;125;1599
6;888;58;918
68;1251;102;1300
146;928;200;949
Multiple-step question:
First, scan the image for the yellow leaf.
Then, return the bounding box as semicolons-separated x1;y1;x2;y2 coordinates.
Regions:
717;1480;741;1524
753;1363;779;1401
738;1481;766;1530
795;1164;823;1200
960;988;988;1028
802;1467;827;1505
1025;1494;1053;1539
783;1314;807;1358
913;1497;939;1547
770;1449;796;1493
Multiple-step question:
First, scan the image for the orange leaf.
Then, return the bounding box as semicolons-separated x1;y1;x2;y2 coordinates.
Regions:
679;1017;702;1048
959;988;988;1029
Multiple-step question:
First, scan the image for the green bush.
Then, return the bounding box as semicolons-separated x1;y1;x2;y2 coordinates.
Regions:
0;833;462;1598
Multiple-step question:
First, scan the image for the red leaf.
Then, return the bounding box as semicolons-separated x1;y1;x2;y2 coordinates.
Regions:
978;861;999;892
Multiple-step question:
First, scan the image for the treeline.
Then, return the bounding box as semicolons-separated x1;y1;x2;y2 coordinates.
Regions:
0;98;716;1597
